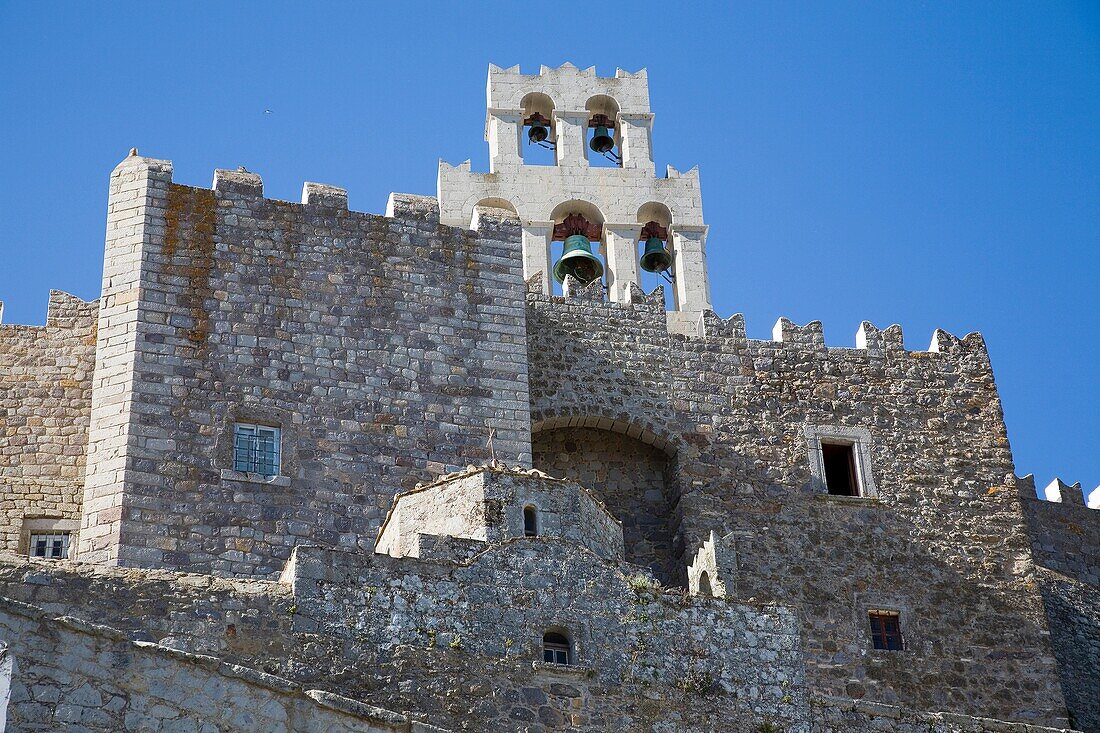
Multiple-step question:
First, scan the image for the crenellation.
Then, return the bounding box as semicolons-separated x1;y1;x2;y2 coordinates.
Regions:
212;167;263;197
301;181;349;209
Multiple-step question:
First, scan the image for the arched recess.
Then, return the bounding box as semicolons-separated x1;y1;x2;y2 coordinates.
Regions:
532;414;684;586
546;200;607;295
635;201;676;310
584;95;622;168
520;92;556;166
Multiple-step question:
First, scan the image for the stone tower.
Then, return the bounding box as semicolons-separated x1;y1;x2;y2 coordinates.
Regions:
438;63;712;335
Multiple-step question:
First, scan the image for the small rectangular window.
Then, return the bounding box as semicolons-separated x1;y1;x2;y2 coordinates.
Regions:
822;442;859;496
233;423;281;476
29;532;70;560
868;611;903;650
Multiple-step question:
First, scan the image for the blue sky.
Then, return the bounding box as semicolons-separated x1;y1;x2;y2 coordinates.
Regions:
0;2;1097;500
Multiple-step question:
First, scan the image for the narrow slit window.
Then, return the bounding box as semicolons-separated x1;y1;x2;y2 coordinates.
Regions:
822;442;859;496
542;632;571;665
233;423;281;477
868;611;903;650
523;506;538;537
29;532;70;560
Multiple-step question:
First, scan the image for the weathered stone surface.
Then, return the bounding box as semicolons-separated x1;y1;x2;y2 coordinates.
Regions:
0;63;1094;733
0;291;97;553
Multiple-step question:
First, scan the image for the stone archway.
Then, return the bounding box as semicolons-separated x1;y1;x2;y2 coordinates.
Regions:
532;425;682;586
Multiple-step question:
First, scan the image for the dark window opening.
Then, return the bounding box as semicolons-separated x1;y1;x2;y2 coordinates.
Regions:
542;632;571;665
698;571;713;597
822;442;859;496
30;532;70;560
523;506;538;537
869;611;903;650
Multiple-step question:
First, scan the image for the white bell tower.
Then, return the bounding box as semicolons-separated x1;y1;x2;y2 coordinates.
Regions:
437;63;712;335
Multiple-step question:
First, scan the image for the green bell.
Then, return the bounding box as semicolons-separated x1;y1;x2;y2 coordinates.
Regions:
528;123;549;144
589;126;615;154
553;234;604;284
639;236;673;273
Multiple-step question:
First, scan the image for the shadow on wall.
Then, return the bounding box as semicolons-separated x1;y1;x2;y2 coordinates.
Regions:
532;426;683;585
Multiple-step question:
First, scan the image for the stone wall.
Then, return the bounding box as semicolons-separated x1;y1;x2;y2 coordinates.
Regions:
78;157;532;577
1019;481;1100;733
533;427;678;582
376;468;625;563
0;290;97;554
811;697;1076;733
0;594;446;732
1020;477;1099;587
1036;570;1100;733
289;542;809;733
525;283;1069;726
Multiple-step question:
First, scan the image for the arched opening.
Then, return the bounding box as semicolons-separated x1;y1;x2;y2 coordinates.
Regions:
523;505;538;537
521;92;556;166
548;200;607;297
532;424;682;586
542;630;572;665
470;197;519;230
636;202;676;310
585;95;622;168
698;571;713;597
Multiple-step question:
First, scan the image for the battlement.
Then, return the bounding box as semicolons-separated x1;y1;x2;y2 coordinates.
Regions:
0;290;97;331
1015;474;1098;509
487;62;650;114
535;276;992;363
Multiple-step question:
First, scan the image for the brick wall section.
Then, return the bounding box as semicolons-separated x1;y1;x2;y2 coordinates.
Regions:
78;161;531;577
525;286;1069;726
0;290;98;552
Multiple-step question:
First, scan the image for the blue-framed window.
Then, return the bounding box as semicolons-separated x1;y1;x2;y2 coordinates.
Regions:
233;423;281;477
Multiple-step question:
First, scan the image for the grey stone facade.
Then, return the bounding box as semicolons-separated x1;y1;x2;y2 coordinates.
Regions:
0;64;1095;732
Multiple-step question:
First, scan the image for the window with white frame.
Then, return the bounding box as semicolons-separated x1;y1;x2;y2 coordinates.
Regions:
29;532;70;560
803;425;877;498
542;631;572;665
233;423;281;476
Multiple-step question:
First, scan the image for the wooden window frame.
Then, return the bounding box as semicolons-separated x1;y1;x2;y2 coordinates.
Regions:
868;610;904;651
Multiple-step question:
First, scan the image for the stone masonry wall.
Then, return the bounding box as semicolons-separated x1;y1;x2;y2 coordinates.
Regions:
532;427;678;583
0;290;98;554
79;157;532;577
1020;479;1100;587
1036;570;1100;733
376;469;625;563
0;547;806;733
290;542;809;733
0;594;446;732
525;282;1069;726
811;697;1076;733
1019;482;1100;733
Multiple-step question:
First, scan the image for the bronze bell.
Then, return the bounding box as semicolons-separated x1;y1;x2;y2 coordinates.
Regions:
639;236;673;273
526;112;551;145
589;125;615;154
528;122;549;144
553;234;604;284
